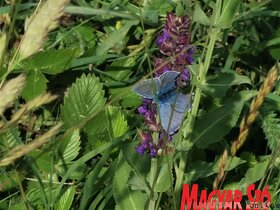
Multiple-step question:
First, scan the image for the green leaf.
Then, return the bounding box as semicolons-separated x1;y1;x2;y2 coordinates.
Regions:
96;20;138;55
0;127;21;148
18;48;79;75
225;159;269;194
154;162;173;192
185;156;246;183
35;152;53;173
113;153;148;210
103;56;136;82
85;106;129;148
204;71;251;99
217;0;240;29
110;87;141;108
22;70;48;101
58;129;81;163
261;112;280;150
55;186;76;210
193;91;256;148
61;74;106;128
121;141;151;195
193;3;211;26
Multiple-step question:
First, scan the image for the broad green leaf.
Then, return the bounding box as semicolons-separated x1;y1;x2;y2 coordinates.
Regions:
22;70;48;101
36;152;53;173
193;3;211;26
122;141;151;195
17;48;79;75
110;87;141;108
55;186;76;210
85;106;128;148
225;159;269;194
96;20;138;55
61;74;106;128
154;162;173;192
185;156;246;183
204;71;251;99
193;91;256;148
217;0;240;29
142;9;158;24
113;153;148;210
58;129;80;163
143;0;173;17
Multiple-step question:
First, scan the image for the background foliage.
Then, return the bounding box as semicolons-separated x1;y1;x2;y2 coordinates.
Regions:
0;0;280;209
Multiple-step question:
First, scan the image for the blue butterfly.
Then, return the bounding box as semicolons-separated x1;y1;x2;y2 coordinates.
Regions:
133;71;191;134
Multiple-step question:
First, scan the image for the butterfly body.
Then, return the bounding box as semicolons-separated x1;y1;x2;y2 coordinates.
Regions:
133;71;191;134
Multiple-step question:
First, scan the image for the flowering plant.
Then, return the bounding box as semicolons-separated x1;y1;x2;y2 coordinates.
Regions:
135;13;194;157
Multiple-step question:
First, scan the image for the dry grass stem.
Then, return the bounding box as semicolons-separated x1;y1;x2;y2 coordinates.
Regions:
18;0;69;59
0;74;26;115
0;123;63;167
213;65;279;190
0;93;58;132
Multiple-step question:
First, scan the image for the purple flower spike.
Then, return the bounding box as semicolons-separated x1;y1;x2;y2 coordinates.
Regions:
153;57;171;76
182;69;190;81
149;144;157;157
166;13;191;44
135;13;194;158
156;29;170;46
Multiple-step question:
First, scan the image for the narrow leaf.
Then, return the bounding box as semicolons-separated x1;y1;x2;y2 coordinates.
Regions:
217;0;240;29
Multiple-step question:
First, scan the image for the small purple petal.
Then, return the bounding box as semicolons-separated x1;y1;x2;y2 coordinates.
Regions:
136;145;146;155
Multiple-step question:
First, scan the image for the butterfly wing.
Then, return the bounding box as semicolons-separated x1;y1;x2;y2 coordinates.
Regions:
158;71;180;95
159;92;191;134
133;77;160;99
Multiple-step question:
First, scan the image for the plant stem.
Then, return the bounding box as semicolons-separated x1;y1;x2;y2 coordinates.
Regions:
174;22;220;210
147;158;158;210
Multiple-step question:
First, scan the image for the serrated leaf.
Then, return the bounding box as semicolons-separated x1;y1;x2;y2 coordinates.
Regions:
0;127;21;149
85;106;128;148
58;129;80;163
261;112;280;150
61;74;106;128
204;71;251;99
55;186;76;210
193;91;256;148
217;0;240;29
17;48;79;75
185;156;246;183
22;70;47;101
193;3;211;26
113;153;148;210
